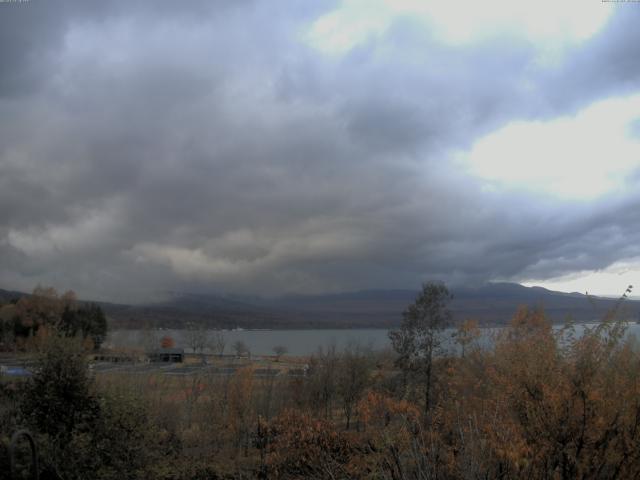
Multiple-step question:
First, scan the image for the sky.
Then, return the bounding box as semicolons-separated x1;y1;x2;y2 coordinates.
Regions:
1;0;639;302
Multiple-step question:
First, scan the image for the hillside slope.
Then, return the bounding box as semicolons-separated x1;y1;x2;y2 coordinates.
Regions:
2;283;637;329
105;283;640;328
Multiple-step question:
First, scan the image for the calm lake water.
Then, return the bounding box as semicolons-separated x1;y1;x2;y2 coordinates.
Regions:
106;323;640;357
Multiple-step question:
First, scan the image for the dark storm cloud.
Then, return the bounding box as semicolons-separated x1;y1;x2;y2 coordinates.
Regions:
541;7;640;114
1;1;639;300
0;0;68;96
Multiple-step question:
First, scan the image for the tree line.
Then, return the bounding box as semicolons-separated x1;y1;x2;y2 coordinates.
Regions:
1;282;640;479
0;286;107;351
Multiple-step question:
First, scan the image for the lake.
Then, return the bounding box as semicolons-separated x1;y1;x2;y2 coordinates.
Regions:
106;322;640;357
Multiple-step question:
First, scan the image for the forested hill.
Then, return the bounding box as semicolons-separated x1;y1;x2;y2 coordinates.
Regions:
256;283;639;328
0;288;26;303
4;283;635;329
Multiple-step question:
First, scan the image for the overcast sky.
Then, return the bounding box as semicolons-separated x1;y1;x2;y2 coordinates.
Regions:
1;0;639;302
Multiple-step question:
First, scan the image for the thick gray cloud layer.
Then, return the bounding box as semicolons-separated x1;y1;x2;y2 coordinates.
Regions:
1;0;639;301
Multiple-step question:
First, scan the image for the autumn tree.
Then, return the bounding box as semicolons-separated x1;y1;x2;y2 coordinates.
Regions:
160;335;175;349
263;410;363;479
14;286;65;340
389;281;452;418
228;366;254;456
60;302;108;349
181;374;206;429
10;286;107;350
20;335;100;478
21;335;97;441
453;318;481;358
21;334;162;478
0;303;17;348
88;392;163;479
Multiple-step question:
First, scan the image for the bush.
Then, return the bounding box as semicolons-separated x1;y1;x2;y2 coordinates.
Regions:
19;335;163;479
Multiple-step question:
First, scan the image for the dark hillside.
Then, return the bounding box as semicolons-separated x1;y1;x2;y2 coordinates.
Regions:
104;283;640;329
4;284;638;329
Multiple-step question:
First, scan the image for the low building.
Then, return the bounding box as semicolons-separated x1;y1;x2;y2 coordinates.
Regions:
93;353;136;363
148;348;184;363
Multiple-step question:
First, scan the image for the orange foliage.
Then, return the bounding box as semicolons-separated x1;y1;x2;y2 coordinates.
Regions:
357;390;419;429
55;300;640;478
264;409;371;479
454;318;481;357
439;306;640;478
228;366;255;455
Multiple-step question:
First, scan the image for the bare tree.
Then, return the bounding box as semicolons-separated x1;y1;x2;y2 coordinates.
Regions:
257;370;278;421
182;373;205;428
233;340;250;358
307;344;338;419
186;322;207;355
141;323;160;353
337;342;372;429
272;345;287;362
208;329;226;357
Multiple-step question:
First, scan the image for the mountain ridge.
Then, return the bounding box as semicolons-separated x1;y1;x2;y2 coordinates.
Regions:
2;283;637;329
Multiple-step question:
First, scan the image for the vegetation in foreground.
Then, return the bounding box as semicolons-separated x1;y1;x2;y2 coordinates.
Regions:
1;283;639;479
